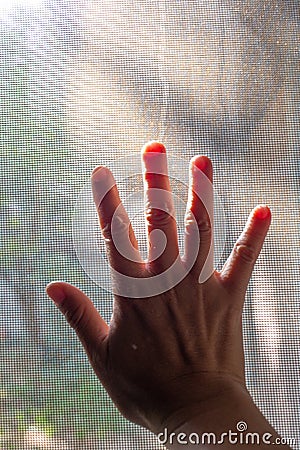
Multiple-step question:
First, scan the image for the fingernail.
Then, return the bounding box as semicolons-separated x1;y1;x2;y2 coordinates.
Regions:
46;283;66;306
254;205;270;220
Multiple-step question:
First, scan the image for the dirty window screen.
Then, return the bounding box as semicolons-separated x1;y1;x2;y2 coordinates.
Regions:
0;1;299;449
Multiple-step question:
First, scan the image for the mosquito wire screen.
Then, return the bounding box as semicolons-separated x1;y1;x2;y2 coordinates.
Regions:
0;0;299;449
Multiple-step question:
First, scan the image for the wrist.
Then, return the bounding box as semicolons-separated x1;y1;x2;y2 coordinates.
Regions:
154;378;290;449
155;374;248;436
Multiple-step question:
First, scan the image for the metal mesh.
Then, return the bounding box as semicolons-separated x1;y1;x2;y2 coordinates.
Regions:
0;1;299;448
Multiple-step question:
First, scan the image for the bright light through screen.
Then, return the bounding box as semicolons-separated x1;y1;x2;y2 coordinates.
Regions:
0;1;298;449
0;0;43;11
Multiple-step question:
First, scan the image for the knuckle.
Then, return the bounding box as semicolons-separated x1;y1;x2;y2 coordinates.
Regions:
145;207;173;227
185;212;211;238
101;215;129;241
233;241;257;264
64;303;88;333
101;222;113;241
196;218;211;233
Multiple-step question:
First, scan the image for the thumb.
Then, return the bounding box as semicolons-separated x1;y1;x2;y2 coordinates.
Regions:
46;281;109;360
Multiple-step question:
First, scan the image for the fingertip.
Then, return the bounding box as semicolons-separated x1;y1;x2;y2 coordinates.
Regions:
91;166;117;209
142;142;169;177
253;204;271;221
190;155;213;180
46;281;66;306
142;141;166;154
190;155;211;171
91;165;111;182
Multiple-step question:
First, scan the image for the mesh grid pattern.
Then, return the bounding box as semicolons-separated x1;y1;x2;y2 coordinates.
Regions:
0;1;299;448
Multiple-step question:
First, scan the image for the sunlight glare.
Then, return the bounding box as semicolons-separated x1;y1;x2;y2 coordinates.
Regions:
0;0;43;12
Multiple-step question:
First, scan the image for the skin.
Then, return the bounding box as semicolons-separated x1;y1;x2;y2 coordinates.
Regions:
46;142;291;449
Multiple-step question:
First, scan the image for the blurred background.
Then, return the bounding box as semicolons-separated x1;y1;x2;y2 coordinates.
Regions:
0;0;299;448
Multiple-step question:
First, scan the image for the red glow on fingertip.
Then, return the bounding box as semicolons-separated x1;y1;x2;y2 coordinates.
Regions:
142;141;166;153
192;156;210;172
254;205;270;220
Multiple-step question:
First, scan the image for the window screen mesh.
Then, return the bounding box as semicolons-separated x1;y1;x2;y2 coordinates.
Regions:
0;1;299;449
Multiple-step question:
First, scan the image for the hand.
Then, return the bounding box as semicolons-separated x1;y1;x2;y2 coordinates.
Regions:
46;142;281;444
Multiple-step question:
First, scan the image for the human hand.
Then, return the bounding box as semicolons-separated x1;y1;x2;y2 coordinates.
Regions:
46;142;273;438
